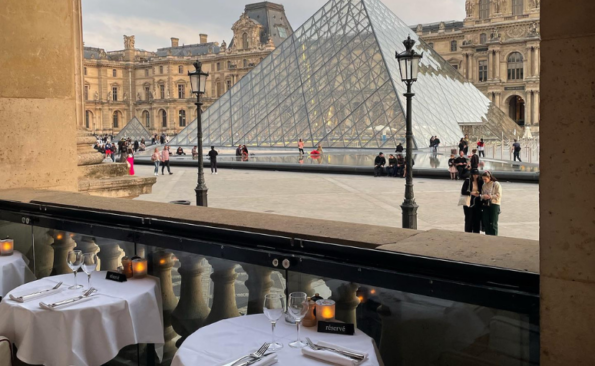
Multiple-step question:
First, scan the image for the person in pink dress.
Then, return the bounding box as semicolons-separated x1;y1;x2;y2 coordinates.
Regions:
126;149;135;175
298;139;305;155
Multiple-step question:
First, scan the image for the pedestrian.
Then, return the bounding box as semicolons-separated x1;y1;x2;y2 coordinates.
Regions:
151;147;161;176
208;146;218;174
433;136;441;153
176;147;186;156
429;136;435;149
463;134;470;155
481;171;502;236
316;144;323;154
298;139;305;155
374;152;386;177
161;145;172;175
458;138;466;155
512;139;522;162
119;139;127;162
448;154;457;180
160;133;165;144
126;149;135;175
235;145;242;160
133;140;139;153
461;169;484;233
396;154;405;177
470;149;480;170
477;138;485;157
387;154;397;176
395;143;403;153
151;135;156;145
105;141;114;162
192;146;198;160
454;151;469;179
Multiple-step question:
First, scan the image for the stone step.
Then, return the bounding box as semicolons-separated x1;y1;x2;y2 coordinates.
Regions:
78;175;156;198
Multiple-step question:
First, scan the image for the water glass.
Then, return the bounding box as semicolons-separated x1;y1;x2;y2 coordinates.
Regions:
288;292;309;348
264;293;285;351
81;253;98;288
66;250;83;289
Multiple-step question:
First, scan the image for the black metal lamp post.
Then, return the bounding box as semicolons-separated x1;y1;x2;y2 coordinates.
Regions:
395;36;423;229
188;61;209;207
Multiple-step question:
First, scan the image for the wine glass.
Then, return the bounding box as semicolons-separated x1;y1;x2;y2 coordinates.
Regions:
66;250;83;289
263;293;285;351
81;253;98;288
288;292;309;348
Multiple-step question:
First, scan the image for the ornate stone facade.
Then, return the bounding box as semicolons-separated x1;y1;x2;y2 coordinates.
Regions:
415;0;540;128
83;2;292;135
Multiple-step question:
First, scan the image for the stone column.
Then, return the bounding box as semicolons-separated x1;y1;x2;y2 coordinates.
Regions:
329;282;360;326
495;92;502;108
525;92;532;125
153;251;179;361
50;231;77;275
534;47;540;76
171;255;210;346
203;259;240;326
95;239;124;271
469;55;475;82
243;264;274;315
462;53;468;79
532;90;540;125
74;235;101;270
488;52;494;80
495;50;501;80
526;47;533;78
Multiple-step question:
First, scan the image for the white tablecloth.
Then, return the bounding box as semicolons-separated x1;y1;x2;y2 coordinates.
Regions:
172;315;382;366
0;250;35;297
0;271;164;366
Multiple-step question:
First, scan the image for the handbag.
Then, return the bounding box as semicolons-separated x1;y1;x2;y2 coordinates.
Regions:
458;195;470;206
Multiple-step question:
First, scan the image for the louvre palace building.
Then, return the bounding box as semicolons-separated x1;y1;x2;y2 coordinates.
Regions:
83;2;293;136
414;0;540;129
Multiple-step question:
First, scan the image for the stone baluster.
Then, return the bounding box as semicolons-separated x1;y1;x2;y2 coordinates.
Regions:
50;231;77;275
74;235;101;270
153;251;179;361
203;259;240;326
31;228;55;279
171;254;210;346
329;282;360;325
243;264;274;315
95;239;124;271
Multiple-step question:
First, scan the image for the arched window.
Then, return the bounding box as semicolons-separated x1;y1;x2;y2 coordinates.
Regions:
450;40;457;52
160;110;167;128
85;110;91;129
479;0;490;19
480;33;487;44
507;52;524;80
179;110;186;127
242;33;249;49
113;111;120;128
512;0;524;15
143;110;150;128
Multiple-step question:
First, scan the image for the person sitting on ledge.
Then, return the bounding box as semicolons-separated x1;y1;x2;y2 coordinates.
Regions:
374;152;386;177
176;147;186;156
191;146;198;160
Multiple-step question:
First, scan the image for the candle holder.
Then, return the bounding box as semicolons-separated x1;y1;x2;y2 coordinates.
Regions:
132;258;148;278
315;299;336;322
121;257;133;278
0;237;14;256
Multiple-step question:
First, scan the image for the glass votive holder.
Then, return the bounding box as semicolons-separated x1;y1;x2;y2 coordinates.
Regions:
121;257;133;278
0;238;14;256
132;258;147;278
315;299;336;321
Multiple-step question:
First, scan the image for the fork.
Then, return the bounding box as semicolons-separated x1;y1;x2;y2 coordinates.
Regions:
39;287;97;309
225;342;270;366
306;337;365;361
9;282;63;303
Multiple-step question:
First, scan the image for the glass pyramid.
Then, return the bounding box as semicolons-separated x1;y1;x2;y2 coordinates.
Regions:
114;117;152;142
169;0;521;149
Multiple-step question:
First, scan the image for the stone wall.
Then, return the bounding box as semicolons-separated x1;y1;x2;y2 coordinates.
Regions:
0;0;81;191
540;0;595;364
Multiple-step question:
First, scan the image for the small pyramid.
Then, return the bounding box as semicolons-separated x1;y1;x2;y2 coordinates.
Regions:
169;0;521;149
114;117;152;142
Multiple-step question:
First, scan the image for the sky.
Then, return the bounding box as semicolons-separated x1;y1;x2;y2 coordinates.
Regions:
82;0;464;52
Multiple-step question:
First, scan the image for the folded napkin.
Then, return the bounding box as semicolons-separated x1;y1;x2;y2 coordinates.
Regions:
302;341;368;366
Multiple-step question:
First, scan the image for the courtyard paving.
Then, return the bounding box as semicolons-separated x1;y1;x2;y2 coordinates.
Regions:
134;164;539;241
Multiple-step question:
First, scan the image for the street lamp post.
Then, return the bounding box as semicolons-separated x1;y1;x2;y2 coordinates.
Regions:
188;60;209;207
395;36;423;229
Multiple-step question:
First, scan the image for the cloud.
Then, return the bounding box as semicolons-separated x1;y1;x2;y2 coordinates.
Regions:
83;0;465;52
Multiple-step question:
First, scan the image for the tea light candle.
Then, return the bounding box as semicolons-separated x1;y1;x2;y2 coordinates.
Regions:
316;299;336;321
0;238;14;256
132;258;147;278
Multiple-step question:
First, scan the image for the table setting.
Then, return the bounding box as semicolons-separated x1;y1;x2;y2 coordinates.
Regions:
172;292;382;366
0;249;164;366
0;237;36;297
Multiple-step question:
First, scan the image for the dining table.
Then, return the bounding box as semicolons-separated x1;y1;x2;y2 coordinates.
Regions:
0;271;164;366
172;314;383;366
0;250;35;297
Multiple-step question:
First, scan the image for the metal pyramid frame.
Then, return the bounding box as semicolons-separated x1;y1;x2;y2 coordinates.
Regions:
169;0;521;149
114;117;152;142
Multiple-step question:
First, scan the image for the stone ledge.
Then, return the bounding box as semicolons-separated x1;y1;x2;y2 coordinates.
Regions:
0;188;539;272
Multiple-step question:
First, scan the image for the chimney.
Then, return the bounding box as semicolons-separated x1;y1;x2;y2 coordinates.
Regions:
171;37;179;47
200;34;208;44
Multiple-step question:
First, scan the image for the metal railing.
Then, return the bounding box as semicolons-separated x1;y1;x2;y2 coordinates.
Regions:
0;198;540;366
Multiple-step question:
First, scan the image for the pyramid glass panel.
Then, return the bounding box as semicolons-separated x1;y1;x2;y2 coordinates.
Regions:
168;0;522;149
114;117;152;142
